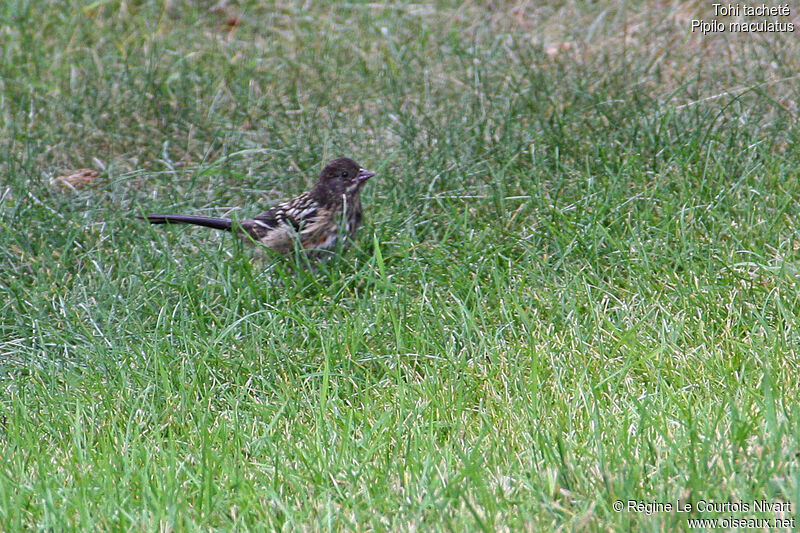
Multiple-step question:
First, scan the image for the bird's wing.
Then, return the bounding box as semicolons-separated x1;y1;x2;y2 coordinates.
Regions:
240;193;321;253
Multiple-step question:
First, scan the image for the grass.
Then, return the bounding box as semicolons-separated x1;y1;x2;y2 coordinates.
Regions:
1;0;800;530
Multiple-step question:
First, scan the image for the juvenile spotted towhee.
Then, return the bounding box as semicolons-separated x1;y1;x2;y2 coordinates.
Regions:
142;158;376;258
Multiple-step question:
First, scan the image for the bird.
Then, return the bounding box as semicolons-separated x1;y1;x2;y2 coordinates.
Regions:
141;157;376;259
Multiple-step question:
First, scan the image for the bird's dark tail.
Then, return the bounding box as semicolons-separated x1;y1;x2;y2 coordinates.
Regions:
141;214;232;231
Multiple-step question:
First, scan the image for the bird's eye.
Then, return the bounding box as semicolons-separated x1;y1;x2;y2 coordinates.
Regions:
341;171;349;178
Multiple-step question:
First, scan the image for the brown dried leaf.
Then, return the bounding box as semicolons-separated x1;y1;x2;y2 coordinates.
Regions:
52;169;100;189
224;16;241;29
545;42;573;57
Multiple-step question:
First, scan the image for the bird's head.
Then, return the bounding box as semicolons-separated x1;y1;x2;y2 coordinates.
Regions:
314;158;375;199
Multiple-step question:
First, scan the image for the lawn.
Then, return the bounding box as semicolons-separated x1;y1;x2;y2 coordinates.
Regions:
1;0;799;530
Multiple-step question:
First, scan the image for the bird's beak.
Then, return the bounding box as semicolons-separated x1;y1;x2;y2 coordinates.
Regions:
357;168;376;183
